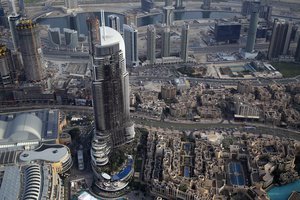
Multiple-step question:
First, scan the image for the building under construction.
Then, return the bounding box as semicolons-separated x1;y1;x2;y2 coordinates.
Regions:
16;19;43;82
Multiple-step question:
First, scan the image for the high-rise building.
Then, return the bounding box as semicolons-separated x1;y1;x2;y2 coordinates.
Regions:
180;23;189;62
16;19;43;82
64;0;78;9
161;26;170;57
259;5;272;21
214;23;241;43
19;0;25;15
165;0;173;6
0;45;13;86
64;28;78;50
241;1;272;21
86;17;100;56
69;13;80;34
141;0;154;12
147;25;156;64
163;6;174;26
0;5;8;28
241;0;260;16
175;0;184;9
125;13;138;26
202;0;211;10
295;38;300;62
123;24;139;67
245;6;259;53
87;17;135;170
8;14;20;50
268;20;293;59
283;22;293;55
48;27;61;49
108;15;121;32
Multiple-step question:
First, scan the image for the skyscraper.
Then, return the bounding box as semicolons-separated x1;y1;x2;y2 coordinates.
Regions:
180;23;189;62
245;6;259;53
16;19;43;82
64;0;78;9
295;38;300;62
165;0;173;6
87;17;135;170
64;28;78;50
123;24;139;67
125;13;137;26
161;26;170;57
163;6;174;26
147;25;156;65
202;0;211;10
8;14;20;50
69;13;80;34
268;20;293;59
86;17;100;56
0;44;13;86
108;15;121;32
48;27;61;49
141;0;154;12
19;0;25;15
175;0;184;9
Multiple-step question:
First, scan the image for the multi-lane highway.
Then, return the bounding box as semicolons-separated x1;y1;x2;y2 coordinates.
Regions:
1;104;300;140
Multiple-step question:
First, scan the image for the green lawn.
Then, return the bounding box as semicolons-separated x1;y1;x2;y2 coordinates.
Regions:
271;62;300;78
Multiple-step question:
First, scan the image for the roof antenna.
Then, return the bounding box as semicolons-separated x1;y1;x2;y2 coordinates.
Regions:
100;10;106;40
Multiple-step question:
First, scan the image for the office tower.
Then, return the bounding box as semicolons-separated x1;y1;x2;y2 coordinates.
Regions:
125;13;137;26
268;20;293;59
0;5;8;28
108;15;121;32
87;17;135;170
19;0;25;15
7;0;17;14
48;28;61;49
64;0;78;9
141;0;154;12
259;5;272;21
180;23;189;62
0;45;13;86
165;0;172;6
64;28;78;50
245;6;259;53
241;0;260;16
175;0;184;9
86;17;100;56
69;13;80;34
8;14;20;50
161;26;170;57
123;24;139;67
202;0;211;10
283;22;293;55
163;6;174;26
147;25;156;64
214;23;241;43
16;19;43;82
295;38;300;62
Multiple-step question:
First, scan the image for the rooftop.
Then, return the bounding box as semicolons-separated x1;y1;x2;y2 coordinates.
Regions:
0;109;59;147
20;143;69;163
